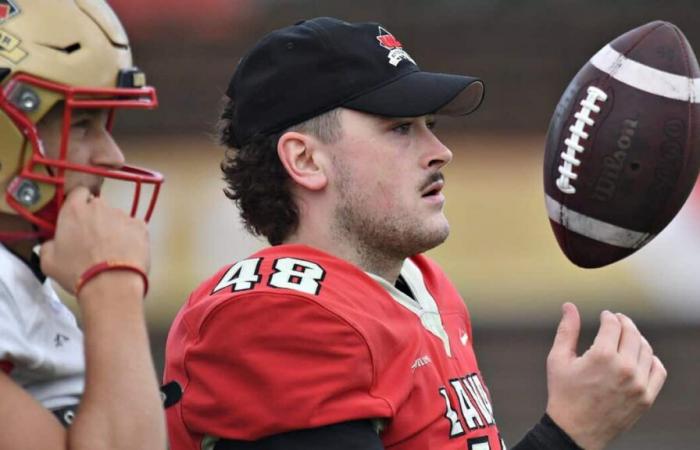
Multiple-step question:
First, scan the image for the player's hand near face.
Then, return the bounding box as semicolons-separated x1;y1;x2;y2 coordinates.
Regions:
40;186;150;297
29;185;165;450
545;302;666;450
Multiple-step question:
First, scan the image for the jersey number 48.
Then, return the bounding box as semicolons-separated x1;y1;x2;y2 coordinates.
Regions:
211;257;326;296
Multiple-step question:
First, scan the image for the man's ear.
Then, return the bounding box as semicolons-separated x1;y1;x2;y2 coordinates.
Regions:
277;131;328;191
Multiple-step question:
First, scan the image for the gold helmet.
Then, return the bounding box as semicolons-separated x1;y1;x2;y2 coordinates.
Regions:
0;0;162;240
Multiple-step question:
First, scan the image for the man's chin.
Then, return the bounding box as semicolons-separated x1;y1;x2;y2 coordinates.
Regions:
431;215;450;240
411;222;450;255
430;224;450;248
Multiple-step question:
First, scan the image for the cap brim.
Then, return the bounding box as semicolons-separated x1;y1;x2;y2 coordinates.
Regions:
343;71;485;118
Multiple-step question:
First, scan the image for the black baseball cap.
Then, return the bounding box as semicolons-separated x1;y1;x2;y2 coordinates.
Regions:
226;17;485;147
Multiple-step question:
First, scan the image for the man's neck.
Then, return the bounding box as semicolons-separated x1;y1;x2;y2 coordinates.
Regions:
284;231;405;283
0;215;40;262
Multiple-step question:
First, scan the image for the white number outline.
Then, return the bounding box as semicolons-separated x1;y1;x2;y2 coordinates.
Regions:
211;258;262;294
268;257;326;296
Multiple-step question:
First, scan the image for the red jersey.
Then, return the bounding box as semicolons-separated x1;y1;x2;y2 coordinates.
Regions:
164;245;504;450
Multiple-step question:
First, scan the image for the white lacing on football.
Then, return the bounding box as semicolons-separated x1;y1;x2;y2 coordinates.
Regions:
556;86;608;194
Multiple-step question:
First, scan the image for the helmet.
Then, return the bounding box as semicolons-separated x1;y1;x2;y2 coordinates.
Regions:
0;0;163;241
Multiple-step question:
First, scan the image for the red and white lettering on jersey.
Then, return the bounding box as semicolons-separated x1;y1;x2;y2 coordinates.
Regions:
164;244;502;450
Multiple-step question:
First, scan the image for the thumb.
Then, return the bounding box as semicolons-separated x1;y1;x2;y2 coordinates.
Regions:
39;241;55;275
550;302;581;360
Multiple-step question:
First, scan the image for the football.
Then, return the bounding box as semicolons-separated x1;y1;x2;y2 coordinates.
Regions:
543;20;700;268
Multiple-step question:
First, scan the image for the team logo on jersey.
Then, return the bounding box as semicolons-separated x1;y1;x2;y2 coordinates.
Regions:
0;0;20;23
459;329;469;346
54;333;69;347
411;355;432;371
376;26;416;67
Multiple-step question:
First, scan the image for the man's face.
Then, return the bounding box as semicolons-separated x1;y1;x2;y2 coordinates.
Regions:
326;108;453;258
37;105;124;196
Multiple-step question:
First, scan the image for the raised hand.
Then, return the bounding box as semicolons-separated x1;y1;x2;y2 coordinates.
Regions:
40;186;150;296
545;302;667;450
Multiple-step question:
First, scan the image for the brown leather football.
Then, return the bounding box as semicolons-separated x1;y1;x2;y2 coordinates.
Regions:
544;21;700;268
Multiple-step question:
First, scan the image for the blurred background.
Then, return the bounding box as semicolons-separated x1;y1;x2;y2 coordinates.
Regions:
90;1;700;448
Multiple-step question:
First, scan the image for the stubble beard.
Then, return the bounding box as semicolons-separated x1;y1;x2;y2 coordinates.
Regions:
331;173;450;271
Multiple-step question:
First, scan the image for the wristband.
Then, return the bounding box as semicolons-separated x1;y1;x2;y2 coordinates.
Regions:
75;261;149;297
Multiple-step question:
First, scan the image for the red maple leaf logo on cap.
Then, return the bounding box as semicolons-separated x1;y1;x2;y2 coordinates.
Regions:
376;27;403;50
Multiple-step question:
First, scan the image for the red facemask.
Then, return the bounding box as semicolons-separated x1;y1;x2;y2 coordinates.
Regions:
0;72;164;241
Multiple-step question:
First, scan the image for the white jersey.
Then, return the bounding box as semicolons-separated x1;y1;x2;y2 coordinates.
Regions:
0;245;85;410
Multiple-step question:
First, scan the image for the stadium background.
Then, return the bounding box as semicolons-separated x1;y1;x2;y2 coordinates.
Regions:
71;1;700;448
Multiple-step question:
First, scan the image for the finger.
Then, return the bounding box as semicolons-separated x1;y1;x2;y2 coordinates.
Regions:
646;356;667;401
39;241;54;275
591;310;622;353
637;337;654;384
616;313;642;360
63;186;91;205
549;302;581;360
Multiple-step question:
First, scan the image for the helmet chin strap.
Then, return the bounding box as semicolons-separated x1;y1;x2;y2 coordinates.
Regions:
33;196;59;237
0;213;49;268
0;195;57;242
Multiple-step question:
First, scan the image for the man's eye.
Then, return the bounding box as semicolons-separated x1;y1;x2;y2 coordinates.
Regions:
427;120;437;130
392;122;411;135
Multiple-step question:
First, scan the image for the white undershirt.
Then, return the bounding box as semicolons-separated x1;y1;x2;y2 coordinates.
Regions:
366;258;452;357
0;245;85;409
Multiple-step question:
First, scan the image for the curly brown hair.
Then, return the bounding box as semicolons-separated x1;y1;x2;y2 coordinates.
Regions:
219;98;342;245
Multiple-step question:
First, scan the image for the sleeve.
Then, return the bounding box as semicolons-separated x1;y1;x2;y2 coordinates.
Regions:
180;292;397;441
212;420;384;450
510;414;584;450
0;279;27;371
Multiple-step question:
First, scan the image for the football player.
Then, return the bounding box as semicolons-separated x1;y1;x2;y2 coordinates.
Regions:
164;17;666;450
0;1;165;449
